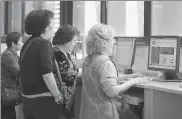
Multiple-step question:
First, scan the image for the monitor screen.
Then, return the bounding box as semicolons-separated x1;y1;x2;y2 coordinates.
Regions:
148;36;180;72
112;37;136;71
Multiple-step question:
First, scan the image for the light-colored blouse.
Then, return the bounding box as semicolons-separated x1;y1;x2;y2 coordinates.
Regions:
80;54;120;119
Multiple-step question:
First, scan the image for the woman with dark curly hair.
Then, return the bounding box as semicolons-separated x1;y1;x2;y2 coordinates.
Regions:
19;9;63;119
52;24;80;119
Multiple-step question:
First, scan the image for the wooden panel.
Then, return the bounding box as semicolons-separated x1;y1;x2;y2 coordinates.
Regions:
144;89;182;119
0;1;5;36
7;1;13;33
153;90;182;119
144;89;154;119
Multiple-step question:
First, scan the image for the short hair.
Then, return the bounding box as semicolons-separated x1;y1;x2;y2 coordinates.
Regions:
25;9;54;35
52;24;80;45
6;32;21;48
86;24;115;56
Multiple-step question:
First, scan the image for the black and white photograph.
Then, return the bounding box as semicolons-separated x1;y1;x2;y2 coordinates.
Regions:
1;1;182;119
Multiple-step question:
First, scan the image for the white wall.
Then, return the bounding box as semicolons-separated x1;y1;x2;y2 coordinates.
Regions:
108;1;126;36
152;1;182;36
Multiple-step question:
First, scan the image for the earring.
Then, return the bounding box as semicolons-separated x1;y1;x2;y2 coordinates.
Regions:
12;42;15;47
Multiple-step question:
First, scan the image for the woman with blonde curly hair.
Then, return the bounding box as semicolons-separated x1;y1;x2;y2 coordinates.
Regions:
79;24;148;119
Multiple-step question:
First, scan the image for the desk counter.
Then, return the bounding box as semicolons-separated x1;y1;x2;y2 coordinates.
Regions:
120;80;182;95
120;80;182;119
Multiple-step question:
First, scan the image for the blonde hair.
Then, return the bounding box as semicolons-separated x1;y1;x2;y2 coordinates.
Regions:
86;24;115;56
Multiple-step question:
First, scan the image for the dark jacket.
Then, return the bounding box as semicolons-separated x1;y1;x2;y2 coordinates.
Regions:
20;36;54;95
1;48;20;88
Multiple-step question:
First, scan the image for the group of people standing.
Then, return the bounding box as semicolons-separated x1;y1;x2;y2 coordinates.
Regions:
1;9;148;119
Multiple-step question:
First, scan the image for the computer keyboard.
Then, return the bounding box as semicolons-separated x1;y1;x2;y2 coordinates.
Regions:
179;83;182;88
149;77;182;82
119;76;182;83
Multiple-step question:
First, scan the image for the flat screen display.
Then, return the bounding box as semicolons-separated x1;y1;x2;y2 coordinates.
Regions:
148;37;180;71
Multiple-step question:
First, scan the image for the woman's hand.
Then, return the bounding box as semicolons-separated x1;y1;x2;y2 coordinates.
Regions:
131;73;144;78
67;68;78;76
131;77;149;85
54;94;63;104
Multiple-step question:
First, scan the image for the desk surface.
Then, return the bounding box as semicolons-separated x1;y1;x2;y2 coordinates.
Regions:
119;80;182;95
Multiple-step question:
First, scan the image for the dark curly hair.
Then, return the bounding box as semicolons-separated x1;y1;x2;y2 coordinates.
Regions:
52;24;80;45
6;32;21;48
25;9;54;35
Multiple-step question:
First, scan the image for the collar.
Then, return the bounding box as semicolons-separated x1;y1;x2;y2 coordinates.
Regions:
55;46;68;59
8;47;17;55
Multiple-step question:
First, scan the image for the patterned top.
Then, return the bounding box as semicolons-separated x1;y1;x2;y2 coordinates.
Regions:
53;47;78;90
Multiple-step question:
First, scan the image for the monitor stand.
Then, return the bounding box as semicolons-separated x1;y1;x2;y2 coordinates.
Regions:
155;71;182;82
163;71;178;80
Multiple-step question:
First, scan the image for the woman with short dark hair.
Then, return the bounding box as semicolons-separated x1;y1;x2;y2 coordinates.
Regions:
53;24;80;45
5;32;22;48
25;9;54;36
20;9;63;119
1;32;23;119
52;24;80;118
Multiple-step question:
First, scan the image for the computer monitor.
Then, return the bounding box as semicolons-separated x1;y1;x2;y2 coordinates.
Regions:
148;36;181;80
112;37;137;73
